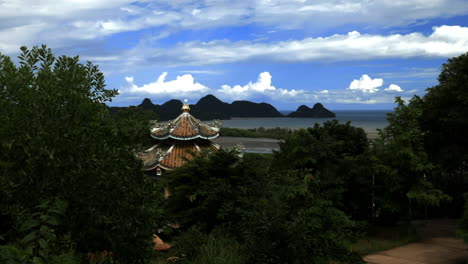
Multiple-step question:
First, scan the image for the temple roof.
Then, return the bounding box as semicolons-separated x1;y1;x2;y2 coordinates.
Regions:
150;102;221;140
139;140;219;170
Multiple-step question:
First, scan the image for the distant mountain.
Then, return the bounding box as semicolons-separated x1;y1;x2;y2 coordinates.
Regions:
229;101;283;118
109;95;334;120
191;94;231;120
287;103;336;118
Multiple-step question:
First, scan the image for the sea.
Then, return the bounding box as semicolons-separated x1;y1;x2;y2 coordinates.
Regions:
220;110;392;133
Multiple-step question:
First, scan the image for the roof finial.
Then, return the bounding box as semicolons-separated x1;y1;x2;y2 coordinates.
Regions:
182;99;190;112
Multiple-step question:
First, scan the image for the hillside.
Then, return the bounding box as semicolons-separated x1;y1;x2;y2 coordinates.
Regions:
109;95;335;120
287;103;336;118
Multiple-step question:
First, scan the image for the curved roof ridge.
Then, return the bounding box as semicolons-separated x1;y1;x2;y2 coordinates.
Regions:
151;111;220;140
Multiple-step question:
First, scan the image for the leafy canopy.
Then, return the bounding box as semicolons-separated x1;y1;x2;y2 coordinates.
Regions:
0;45;165;263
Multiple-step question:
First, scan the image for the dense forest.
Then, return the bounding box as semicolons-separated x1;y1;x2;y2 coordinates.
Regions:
1;46;468;264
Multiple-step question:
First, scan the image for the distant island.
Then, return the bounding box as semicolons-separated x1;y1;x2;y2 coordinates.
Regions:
109;94;335;120
288;103;336;118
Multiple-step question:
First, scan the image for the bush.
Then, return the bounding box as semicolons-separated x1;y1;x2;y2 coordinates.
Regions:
181;230;244;264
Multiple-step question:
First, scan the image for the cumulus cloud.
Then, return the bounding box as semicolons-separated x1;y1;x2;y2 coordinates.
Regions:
120;71;407;105
347;74;404;95
348;74;383;93
385;84;403;92
217;72;304;101
124;72;210;97
219;72;276;95
122;71;307;102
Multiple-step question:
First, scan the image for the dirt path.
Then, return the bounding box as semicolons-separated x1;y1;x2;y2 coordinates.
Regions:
364;219;468;264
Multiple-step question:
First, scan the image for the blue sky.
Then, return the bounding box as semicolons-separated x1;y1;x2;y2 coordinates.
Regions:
1;1;468;110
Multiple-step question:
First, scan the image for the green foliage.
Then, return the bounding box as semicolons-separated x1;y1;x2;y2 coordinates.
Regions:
422;52;468;169
458;193;468;243
272;120;372;219
420;52;468;217
0;46;166;263
112;106;158;150
407;178;452;208
176;229;244;264
273;120;368;170
165;149;244;230
220;127;292;139
189;231;244;264
372;96;442;221
0;200;80;264
167;149;362;263
238;170;363;264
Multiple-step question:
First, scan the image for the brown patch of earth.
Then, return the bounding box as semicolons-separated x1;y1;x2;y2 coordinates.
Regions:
364;219;468;264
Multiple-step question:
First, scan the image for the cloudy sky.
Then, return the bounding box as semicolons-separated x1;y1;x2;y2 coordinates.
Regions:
1;0;468;110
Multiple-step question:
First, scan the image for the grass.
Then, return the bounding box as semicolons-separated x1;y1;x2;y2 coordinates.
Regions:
352;222;419;256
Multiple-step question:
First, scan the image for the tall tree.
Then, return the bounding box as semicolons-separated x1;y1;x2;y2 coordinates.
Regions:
418;52;468;216
373;96;449;221
272;120;372;219
0;46;165;263
422;52;468;169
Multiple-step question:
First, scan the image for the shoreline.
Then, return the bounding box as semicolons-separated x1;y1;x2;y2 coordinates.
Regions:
213;133;380;153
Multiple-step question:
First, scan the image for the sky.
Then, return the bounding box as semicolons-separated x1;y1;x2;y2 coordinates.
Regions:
1;0;468;110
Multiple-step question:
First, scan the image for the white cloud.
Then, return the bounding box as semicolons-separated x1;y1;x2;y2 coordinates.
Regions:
385;84;403;92
124;72;210;97
376;67;440;79
219;72;275;94
178;70;223;75
106;25;468;68
347;74;404;98
1;0;468;60
348;74;383;93
216;72;305;101
120;71;407;105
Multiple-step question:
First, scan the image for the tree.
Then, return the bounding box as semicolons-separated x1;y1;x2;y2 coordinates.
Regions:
421;52;468;216
238;169;363;264
0;46;165;263
167;150;363;264
373;96;450;221
112;106;158;150
422;52;468;169
272;120;372;219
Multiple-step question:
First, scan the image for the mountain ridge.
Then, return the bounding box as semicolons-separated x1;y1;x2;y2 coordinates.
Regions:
109;94;335;121
287;103;336;118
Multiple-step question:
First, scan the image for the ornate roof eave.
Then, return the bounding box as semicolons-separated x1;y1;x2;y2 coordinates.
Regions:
144;163;173;171
150;134;220;141
149;101;221;139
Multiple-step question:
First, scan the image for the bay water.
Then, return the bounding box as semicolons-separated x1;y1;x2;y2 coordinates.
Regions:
221;110;391;133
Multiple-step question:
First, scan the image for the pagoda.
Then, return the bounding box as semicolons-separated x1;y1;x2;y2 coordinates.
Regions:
138;100;221;177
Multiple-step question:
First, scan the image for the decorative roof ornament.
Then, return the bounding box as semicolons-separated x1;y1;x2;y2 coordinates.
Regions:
181;99;190;112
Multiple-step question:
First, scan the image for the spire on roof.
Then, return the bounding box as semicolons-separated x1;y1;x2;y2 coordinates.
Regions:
182;99;190;112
